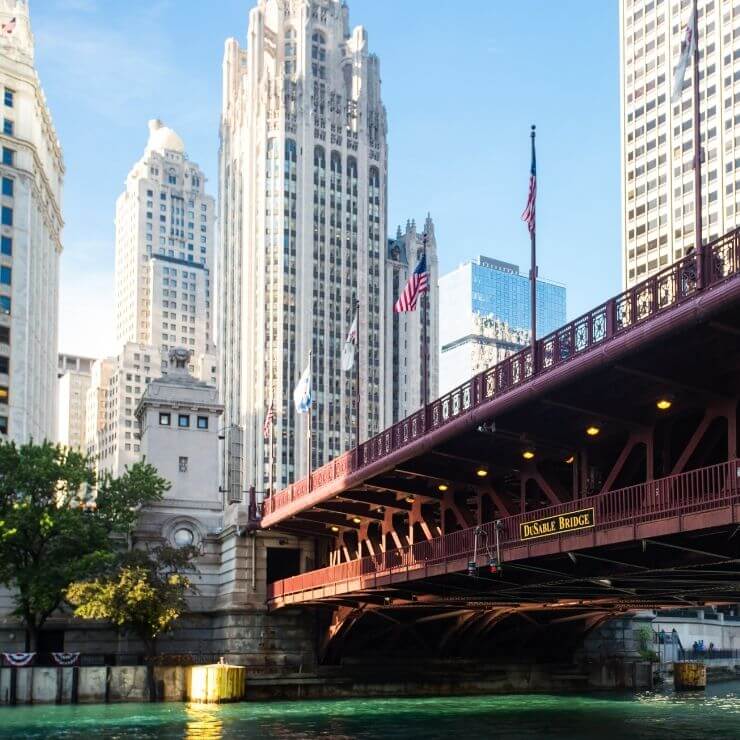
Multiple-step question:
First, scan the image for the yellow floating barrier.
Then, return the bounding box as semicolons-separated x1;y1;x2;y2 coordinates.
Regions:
185;663;246;704
674;661;707;691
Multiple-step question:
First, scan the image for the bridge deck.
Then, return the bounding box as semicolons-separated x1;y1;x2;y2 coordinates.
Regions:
262;230;740;531
268;459;740;609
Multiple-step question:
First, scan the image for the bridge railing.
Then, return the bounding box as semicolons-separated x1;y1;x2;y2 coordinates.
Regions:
262;228;740;520
267;459;740;602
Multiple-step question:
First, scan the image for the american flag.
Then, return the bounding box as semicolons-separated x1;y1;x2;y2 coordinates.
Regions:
1;17;16;36
263;399;275;439
394;252;428;313
521;127;537;235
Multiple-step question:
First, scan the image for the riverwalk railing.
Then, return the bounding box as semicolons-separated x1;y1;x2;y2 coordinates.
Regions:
263;229;740;521
267;459;740;603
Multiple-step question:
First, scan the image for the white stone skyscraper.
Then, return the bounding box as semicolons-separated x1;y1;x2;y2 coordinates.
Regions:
85;121;217;475
620;0;740;287
219;0;388;498
114;119;215;359
0;0;63;444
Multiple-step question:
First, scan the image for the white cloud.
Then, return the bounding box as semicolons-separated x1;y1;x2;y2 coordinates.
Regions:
34;14;176;124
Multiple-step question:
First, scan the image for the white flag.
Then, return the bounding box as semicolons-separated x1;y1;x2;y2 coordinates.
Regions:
671;0;697;103
293;361;312;414
341;311;358;372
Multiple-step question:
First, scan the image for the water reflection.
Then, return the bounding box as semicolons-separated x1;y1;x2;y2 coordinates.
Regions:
185;703;224;739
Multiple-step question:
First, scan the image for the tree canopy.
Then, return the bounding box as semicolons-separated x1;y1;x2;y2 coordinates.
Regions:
67;545;199;656
0;440;170;649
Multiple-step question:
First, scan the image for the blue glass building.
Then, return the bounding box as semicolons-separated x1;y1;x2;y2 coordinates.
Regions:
439;257;566;393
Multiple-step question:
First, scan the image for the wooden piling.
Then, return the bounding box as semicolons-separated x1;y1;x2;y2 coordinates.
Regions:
674;661;707;690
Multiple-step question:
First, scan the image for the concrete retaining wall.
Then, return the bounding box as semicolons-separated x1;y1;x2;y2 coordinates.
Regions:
0;666;191;705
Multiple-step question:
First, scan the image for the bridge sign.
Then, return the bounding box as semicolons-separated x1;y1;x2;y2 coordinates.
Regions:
520;508;595;541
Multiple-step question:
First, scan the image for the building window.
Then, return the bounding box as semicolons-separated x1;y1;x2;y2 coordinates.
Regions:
0;236;10;255
0;326;8;344
159;412;171;426
0;357;6;374
1;148;14;166
0;385;8;403
0;267;10;285
2;119;12;136
3;89;13;108
0;297;8;315
0;416;7;435
196;416;208;430
178;456;188;473
1;178;12;197
178;414;190;428
1;206;12;226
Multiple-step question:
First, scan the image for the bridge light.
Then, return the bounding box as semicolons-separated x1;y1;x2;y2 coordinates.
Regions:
522;450;535;460
437;483;449;492
656;397;673;411
586;425;601;437
330;525;339;533
565;455;575;464
405;495;415;504
476;468;489;478
352;516;361;525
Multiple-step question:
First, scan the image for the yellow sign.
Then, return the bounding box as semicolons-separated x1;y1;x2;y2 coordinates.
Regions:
520;507;595;541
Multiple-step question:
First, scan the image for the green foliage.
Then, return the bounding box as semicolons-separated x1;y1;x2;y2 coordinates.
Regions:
67;545;199;654
0;440;170;647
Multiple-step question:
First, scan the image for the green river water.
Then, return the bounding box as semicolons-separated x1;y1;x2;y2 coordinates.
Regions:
2;682;740;739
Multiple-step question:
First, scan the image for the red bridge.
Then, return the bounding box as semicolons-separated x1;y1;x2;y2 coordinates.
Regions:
261;231;740;661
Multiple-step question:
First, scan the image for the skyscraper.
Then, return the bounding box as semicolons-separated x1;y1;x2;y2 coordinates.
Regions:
114;119;215;360
219;0;388;498
384;216;439;424
85;121;217;475
438;256;566;395
620;0;737;287
57;354;94;452
0;0;63;444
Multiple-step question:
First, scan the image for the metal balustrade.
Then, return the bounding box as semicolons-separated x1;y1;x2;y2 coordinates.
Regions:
262;228;740;520
267;459;740;603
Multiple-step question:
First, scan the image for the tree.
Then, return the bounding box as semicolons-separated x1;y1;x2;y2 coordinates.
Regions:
66;545;199;657
0;440;170;650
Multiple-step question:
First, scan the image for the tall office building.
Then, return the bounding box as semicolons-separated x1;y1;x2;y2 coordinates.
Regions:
0;0;64;443
384;216;439;424
114;119;215;358
57;354;94;451
620;0;740;287
439;257;566;395
219;0;388;497
86;121;217;475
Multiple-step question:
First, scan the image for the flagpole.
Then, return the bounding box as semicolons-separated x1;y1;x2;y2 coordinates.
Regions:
691;0;704;288
268;394;275;498
307;350;312;489
529;125;538;371
421;231;429;408
354;297;360;451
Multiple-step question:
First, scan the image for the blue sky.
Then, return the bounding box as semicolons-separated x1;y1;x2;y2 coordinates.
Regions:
33;0;621;358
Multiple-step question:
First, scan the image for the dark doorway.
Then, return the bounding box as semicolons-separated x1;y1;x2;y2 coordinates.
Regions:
266;547;301;585
37;629;65;652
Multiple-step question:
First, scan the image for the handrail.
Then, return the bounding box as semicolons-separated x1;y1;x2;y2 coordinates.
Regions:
267;459;740;602
262;228;740;519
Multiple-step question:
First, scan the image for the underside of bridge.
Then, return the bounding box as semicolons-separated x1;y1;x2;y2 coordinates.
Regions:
315;523;740;663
